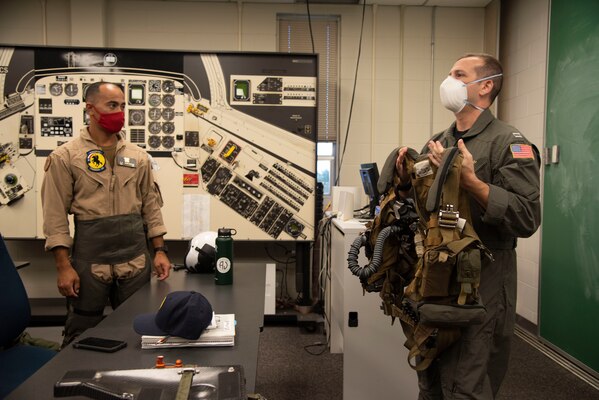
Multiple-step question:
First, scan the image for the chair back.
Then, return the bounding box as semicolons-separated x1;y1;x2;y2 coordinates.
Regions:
0;234;31;347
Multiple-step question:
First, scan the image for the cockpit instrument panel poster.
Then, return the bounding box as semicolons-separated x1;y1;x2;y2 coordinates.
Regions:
0;46;317;241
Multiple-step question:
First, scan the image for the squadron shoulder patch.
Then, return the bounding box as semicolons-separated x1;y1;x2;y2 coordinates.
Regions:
510;144;534;159
86;150;106;172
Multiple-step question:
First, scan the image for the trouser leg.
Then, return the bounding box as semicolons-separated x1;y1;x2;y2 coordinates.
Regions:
416;250;517;400
417;362;443;400
109;252;151;308
487;251;517;397
436;304;496;400
62;260;111;348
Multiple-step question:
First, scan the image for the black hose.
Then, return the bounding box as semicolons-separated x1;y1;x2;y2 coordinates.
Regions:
347;225;400;279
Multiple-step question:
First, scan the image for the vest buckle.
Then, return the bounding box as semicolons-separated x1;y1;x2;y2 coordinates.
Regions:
438;205;459;228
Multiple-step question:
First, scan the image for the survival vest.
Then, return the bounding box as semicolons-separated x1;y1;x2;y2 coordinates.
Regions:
347;147;491;370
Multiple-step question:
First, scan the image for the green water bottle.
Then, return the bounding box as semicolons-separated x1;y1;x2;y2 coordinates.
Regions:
215;228;236;285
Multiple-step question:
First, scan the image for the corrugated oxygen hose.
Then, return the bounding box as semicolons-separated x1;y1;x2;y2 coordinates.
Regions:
347;225;400;279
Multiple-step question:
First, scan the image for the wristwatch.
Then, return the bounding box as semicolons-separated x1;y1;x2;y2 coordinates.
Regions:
154;245;168;254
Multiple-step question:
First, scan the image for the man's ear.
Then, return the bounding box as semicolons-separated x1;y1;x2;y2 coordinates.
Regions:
479;80;494;97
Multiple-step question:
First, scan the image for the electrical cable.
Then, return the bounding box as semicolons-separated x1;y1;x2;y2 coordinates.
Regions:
18;146;35;157
170;153;199;172
264;244;293;265
303;342;327;356
315;214;334;348
265;243;296;307
335;0;367;186
306;0;316;54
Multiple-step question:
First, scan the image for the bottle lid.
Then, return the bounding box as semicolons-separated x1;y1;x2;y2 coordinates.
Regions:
218;228;237;236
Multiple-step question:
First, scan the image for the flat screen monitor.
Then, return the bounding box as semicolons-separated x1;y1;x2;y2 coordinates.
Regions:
359;162;380;218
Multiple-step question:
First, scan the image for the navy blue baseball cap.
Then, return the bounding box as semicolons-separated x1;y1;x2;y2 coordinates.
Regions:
133;291;213;340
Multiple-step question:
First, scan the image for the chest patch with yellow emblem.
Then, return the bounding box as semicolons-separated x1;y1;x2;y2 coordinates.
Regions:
86;150;106;172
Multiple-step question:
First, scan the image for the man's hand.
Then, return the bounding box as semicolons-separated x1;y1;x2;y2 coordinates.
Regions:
427;140;445;167
457;139;476;188
395;147;410;185
56;259;80;298
457;139;489;208
426;139;489;208
153;251;171;281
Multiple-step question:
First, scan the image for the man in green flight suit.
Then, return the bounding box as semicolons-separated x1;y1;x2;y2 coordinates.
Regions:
395;54;542;399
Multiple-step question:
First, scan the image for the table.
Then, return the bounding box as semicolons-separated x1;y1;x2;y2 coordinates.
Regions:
14;260;30;269
7;262;266;399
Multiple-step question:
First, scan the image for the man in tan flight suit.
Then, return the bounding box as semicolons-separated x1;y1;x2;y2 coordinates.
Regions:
42;82;171;347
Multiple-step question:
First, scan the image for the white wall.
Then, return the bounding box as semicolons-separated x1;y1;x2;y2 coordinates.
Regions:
0;0;489;203
0;1;497;304
499;0;549;326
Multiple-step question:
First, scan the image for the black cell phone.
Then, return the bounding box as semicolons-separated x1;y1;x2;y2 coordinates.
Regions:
73;337;127;352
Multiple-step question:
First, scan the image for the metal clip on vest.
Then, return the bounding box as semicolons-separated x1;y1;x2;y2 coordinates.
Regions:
438;204;459;229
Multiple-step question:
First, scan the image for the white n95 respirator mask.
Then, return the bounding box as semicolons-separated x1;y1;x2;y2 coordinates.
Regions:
439;74;503;113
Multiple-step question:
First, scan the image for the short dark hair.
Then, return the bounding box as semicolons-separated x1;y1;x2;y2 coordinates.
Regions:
459;53;503;103
84;82;123;103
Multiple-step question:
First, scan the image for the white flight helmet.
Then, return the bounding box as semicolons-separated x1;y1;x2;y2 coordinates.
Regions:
185;231;218;273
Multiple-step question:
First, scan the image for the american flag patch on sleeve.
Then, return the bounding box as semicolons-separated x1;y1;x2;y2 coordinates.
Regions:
510;144;534;159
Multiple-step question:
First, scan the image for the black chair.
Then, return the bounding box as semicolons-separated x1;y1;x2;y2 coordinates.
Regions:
0;234;57;398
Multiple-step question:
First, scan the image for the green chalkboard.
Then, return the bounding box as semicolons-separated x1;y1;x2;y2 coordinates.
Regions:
541;0;599;374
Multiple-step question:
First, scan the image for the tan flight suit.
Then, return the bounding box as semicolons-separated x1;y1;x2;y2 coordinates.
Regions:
415;109;541;399
42;128;166;346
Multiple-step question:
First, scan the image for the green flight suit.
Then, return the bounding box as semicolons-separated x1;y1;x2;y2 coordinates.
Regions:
416;109;541;399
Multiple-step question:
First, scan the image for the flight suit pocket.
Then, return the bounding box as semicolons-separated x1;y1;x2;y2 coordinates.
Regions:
73;165;109;216
91;264;113;284
473;156;490;181
500;160;539;199
113;253;146;280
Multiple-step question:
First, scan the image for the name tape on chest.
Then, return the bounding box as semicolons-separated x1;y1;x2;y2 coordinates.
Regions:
510;144;534;159
117;156;137;168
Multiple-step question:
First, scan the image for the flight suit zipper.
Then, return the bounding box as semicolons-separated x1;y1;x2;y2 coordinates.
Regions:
109;172;115;215
109;143;123;215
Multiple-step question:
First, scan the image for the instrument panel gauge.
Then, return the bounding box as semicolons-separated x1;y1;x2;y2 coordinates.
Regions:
50;83;63;96
161;108;175;121
148;135;161;149
149;122;162;135
128;83;145;106
285;219;305;238
65;83;78;97
149;80;161;92
162;80;175;93
148;108;161;121
162;122;175;134
161;136;175;149
4;173;18;186
128;109;145;126
148;94;161;107
162;94;175;107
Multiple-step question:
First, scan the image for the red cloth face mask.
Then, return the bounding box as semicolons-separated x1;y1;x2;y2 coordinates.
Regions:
92;107;125;133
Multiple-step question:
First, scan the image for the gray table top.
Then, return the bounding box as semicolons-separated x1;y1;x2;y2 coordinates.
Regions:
7;263;266;399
